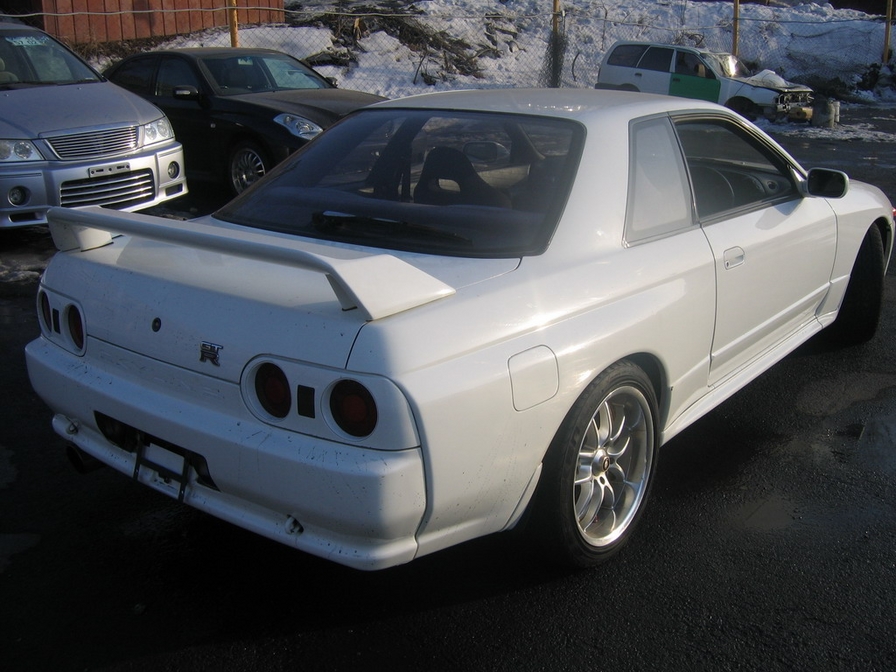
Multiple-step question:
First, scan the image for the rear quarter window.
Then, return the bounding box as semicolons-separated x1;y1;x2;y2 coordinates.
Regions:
607;44;648;67
109;57;156;96
625;117;694;244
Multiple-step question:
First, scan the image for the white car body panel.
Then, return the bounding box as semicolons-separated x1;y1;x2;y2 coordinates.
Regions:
704;196;837;384
25;89;893;569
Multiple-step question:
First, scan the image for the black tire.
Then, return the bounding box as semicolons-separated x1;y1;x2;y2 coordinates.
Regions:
529;360;659;568
826;224;885;346
228;140;269;195
726;97;758;121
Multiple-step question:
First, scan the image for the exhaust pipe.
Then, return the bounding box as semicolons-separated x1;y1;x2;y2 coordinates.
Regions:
66;444;104;474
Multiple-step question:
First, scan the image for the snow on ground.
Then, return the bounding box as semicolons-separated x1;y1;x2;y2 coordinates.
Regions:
109;0;895;99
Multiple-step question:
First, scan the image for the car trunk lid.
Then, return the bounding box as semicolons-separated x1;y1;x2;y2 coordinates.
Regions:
43;207;515;382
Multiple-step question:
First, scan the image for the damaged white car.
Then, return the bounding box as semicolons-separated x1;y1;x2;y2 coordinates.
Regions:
26;89;892;570
597;41;813;121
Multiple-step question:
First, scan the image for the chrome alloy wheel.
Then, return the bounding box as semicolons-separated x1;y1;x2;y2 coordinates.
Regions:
573;384;654;547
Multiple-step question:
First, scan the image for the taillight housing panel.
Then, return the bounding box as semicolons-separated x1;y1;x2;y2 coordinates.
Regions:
37;287;87;355
242;356;418;450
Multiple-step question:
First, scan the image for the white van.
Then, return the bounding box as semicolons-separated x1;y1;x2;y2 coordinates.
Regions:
597;41;813;121
0;19;187;229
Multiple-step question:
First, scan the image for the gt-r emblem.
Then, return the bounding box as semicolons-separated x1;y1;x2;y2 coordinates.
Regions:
199;342;223;366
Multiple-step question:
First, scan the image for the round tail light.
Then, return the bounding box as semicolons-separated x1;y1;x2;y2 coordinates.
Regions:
66;304;84;350
255;363;291;418
330;380;377;437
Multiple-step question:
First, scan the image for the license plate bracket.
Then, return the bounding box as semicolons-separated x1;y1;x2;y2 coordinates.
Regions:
133;440;191;502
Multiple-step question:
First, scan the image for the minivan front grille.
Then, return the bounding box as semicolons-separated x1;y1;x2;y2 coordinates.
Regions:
47;127;139;161
60;169;155;209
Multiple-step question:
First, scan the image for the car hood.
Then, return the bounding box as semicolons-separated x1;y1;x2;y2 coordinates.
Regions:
0;80;166;138
43;207;517;383
733;69;811;93
227;89;386;125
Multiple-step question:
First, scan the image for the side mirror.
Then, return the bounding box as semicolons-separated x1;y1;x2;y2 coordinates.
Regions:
806;167;849;199
172;85;200;100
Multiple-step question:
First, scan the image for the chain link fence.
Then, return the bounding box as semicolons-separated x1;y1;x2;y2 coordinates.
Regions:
9;2;894;98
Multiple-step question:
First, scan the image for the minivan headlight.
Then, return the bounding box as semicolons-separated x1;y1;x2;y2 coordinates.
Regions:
0;139;44;162
142;117;174;146
274;113;322;141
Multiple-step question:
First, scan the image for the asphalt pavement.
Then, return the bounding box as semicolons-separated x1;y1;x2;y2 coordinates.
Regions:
1;103;895;672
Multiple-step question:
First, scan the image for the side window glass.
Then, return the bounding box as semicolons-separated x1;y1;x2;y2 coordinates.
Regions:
607;44;648;67
112;57;156;96
625;117;694;244
638;47;674;72
674;118;797;220
156;58;199;97
676;52;713;79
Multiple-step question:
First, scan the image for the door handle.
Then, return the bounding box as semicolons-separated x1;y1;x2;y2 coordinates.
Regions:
724;246;745;269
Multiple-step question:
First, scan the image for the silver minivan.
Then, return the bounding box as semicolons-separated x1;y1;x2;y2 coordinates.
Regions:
0;19;187;229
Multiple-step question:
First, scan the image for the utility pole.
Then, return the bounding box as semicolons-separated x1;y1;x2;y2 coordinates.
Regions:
884;0;893;64
732;0;740;57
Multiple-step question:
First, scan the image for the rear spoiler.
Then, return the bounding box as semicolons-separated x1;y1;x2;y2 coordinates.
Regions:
47;207;455;322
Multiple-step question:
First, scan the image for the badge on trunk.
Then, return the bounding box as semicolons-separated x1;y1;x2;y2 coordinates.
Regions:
199;342;223;366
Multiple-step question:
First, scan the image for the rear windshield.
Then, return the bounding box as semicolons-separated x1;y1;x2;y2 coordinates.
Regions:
0;29;100;87
216;108;584;258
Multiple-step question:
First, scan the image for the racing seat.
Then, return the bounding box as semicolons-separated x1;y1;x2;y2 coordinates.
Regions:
414;147;510;208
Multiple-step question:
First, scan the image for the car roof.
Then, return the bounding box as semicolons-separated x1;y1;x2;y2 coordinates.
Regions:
0;18;39;30
372;87;727;123
129;47;295;59
609;40;717;56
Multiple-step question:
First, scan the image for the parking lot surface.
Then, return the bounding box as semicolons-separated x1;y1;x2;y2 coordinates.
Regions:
1;103;895;672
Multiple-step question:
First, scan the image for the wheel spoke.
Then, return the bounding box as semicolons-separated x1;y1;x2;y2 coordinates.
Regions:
575;478;598;522
598;474;617;510
595;401;612;446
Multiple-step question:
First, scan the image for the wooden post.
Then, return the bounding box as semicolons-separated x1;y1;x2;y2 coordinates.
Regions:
732;0;740;57
885;0;894;64
229;0;239;48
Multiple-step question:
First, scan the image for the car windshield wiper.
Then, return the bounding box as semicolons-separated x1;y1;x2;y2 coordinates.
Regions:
311;210;472;245
57;78;101;85
0;80;46;88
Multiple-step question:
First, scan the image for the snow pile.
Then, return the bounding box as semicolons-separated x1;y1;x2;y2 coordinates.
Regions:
122;0;894;99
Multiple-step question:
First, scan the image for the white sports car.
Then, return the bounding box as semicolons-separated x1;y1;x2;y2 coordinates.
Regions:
26;89;894;570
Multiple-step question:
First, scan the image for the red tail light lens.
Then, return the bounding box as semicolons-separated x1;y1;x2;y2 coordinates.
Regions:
330;380;377;437
255;363;291;418
66;304;84;350
38;291;51;331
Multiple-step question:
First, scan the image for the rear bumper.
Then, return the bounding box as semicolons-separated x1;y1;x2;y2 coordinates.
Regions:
25;336;426;570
